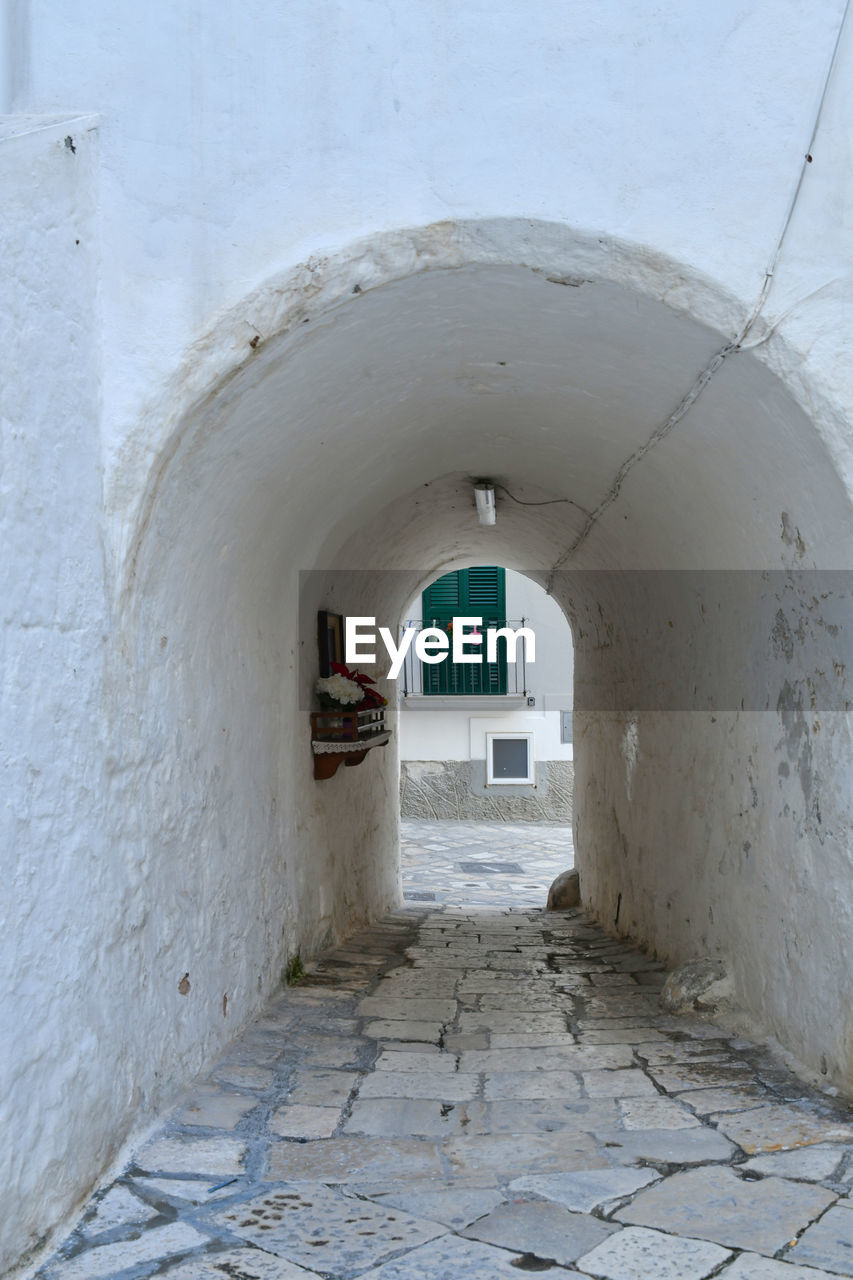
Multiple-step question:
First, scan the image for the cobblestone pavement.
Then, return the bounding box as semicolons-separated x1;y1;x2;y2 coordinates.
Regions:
34;822;853;1279
400;819;573;909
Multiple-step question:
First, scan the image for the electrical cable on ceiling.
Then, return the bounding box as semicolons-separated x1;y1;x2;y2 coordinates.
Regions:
494;483;586;510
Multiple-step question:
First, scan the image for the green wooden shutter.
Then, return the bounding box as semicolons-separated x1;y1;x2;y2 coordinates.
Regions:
421;571;459;693
421;567;507;695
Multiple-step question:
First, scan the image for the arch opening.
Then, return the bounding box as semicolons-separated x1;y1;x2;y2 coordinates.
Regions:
397;563;575;829
120;229;853;1106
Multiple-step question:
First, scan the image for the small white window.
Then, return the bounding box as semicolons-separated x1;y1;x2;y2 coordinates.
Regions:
486;732;534;785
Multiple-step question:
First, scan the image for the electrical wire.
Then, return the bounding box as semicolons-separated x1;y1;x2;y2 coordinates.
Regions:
545;0;851;592
739;0;851;341
494;483;587;512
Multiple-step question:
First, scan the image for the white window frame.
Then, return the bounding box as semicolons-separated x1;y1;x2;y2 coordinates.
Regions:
486;732;535;785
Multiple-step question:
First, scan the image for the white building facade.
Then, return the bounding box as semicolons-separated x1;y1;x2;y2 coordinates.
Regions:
400;568;575;820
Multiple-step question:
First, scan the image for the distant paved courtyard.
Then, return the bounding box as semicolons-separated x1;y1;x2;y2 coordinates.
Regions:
400;819;573;908
34;822;853;1279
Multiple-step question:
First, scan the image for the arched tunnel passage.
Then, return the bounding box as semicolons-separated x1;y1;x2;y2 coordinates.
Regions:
121;225;853;1107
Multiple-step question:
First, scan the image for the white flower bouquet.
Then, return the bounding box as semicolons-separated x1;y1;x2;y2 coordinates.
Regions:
316;672;365;709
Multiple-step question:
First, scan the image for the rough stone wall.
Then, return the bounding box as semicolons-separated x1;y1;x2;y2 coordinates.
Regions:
401;760;574;823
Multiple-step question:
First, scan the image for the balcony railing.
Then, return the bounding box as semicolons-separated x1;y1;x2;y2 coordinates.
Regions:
400;618;530;698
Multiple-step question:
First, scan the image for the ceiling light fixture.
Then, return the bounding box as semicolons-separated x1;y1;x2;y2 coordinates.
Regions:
474;481;496;526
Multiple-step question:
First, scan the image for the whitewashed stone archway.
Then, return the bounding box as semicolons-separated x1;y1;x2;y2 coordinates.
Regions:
121;217;853;1102
9;216;853;1277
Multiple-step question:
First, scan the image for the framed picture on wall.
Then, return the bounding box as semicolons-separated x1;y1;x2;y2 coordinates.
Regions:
317;610;344;677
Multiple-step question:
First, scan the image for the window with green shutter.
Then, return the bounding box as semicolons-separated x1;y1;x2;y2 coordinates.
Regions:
420;567;508;694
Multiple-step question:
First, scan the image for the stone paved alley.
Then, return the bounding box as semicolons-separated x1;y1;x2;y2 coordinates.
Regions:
34;823;853;1279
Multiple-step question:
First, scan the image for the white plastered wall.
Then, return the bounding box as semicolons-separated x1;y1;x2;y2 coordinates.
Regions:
1;114;109;1278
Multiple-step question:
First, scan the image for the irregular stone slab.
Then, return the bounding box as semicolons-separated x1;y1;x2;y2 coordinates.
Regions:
327;949;387;965
587;996;664;1016
586;1016;675;1031
266;1136;443;1183
719;1254;841;1279
488;1032;579;1048
510;1167;661;1213
443;1032;490;1051
580;1029;668;1044
712;1105;853;1154
458;1012;569;1033
444;1131;606;1180
610;957;667;973
618;1097;701;1130
286;1070;360;1107
136;1135;248;1177
161;1249;318;1278
480;1098;620;1134
283;988;354;1006
284;1035;367;1068
583;1069;658;1098
357;997;457;1019
80;1185;159;1237
457;975;544;991
676;1084;771;1115
42;1223;209;1280
377;980;457;998
374;1051;458;1073
477;994;562;1010
344;1098;462;1137
787;1206;853;1273
133;1177;244;1207
212;1065;277;1090
358;1070;479;1101
379;1040;440;1053
208;1184;445;1274
463;1200;613;1265
356;1231;564;1278
617;1167;836;1253
460;1044;634;1073
222;1041;287;1067
595;1127;737;1165
576;1225;732;1280
175;1087;258;1129
270;1105;342;1139
252;1011;299;1031
363;1020;445;1041
638;1044;733;1064
356;1181;506;1229
647;1063;755;1092
742;1144;848;1181
484;1071;582;1100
